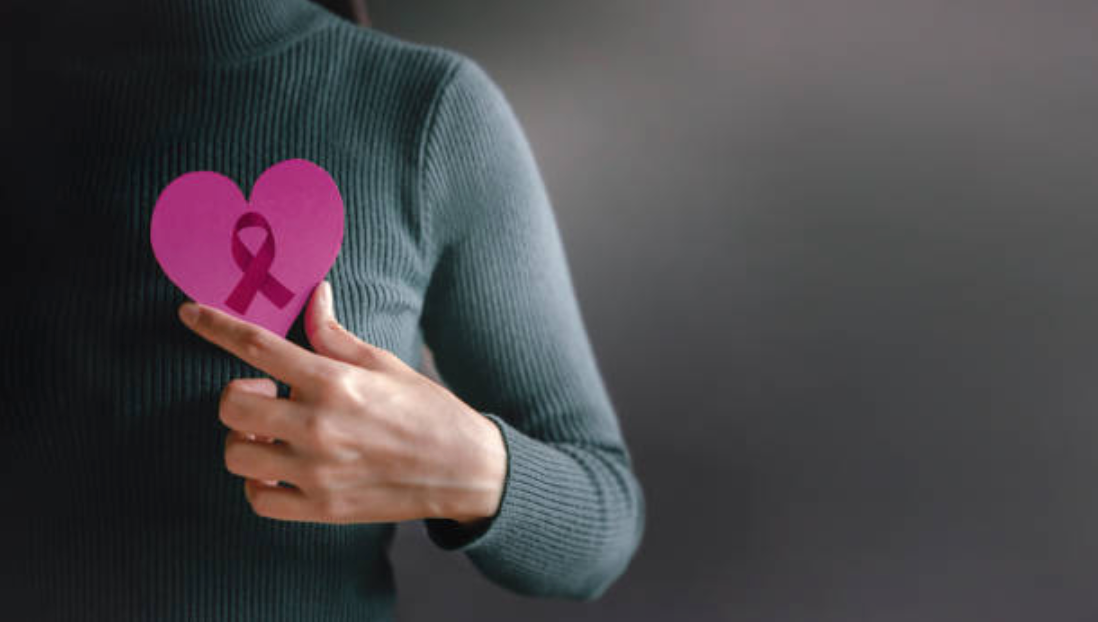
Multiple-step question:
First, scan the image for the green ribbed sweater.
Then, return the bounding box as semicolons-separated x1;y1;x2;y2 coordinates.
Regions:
0;0;645;619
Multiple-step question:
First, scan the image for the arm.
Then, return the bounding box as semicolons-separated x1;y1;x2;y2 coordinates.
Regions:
416;55;647;600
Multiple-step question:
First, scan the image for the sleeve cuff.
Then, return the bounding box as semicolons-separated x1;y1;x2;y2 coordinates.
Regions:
421;411;644;598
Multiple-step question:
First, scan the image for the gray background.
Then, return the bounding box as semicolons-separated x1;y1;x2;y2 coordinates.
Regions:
367;2;1098;621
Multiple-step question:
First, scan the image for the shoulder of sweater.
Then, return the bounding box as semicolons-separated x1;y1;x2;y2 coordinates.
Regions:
313;17;480;97
305;18;516;254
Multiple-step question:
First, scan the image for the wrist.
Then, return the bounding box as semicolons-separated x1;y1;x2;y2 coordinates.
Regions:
447;410;507;524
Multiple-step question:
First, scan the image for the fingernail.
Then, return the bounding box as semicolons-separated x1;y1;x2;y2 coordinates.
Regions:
322;281;334;312
178;302;199;327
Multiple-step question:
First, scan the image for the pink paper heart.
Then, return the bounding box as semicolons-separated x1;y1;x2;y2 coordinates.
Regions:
150;158;344;337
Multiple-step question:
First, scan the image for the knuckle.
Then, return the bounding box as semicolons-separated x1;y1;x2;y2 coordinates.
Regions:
320;366;353;390
216;382;249;426
238;328;269;361
221;379;240;399
314;368;359;404
302;413;337;446
218;381;243;417
225;377;254;393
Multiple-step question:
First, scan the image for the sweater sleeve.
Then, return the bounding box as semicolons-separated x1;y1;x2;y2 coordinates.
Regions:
415;55;646;600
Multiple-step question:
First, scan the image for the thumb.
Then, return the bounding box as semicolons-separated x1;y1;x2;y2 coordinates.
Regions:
304;280;393;370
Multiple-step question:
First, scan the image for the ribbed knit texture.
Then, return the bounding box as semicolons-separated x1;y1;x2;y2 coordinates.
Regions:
1;1;645;620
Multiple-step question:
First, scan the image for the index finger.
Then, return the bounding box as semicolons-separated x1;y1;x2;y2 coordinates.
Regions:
178;301;331;389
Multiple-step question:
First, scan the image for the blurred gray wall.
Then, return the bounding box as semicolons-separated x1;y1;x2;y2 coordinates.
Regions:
371;2;1098;620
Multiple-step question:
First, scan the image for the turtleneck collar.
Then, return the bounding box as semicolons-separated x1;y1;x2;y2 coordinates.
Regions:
22;0;331;64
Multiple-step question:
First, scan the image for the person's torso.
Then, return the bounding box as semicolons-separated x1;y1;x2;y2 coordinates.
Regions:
1;14;459;620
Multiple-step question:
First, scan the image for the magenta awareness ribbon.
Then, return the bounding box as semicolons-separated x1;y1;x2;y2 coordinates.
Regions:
224;211;295;314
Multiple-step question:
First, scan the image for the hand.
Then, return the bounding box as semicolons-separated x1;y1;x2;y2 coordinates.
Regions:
176;281;507;526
